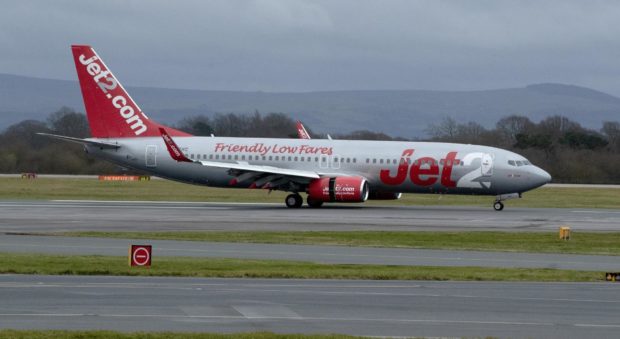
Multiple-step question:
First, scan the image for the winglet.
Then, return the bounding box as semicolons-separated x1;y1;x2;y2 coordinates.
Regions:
159;127;192;162
296;120;311;139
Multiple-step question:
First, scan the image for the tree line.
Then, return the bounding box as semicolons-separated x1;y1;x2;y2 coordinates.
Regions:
1;107;619;183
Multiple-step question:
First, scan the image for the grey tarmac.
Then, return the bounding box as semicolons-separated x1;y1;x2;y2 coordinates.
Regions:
1;234;619;271
1;275;619;338
1;200;619;232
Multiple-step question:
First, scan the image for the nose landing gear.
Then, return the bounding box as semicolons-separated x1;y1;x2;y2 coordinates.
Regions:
493;192;521;211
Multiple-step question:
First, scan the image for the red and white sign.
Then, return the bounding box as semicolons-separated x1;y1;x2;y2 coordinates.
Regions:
129;245;152;267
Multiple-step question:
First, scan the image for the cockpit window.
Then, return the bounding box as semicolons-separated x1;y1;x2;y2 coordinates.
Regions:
508;160;516;166
523;160;531;165
516;160;524;166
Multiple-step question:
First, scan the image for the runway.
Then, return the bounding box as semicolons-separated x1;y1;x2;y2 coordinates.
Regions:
1;234;619;271
1;275;619;338
1;200;620;232
2;199;619;337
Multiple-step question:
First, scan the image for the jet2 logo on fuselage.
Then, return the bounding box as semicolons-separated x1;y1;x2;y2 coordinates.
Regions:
379;149;492;190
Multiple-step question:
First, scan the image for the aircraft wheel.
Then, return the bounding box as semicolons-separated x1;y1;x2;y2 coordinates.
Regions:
285;193;303;208
493;201;504;211
307;197;324;208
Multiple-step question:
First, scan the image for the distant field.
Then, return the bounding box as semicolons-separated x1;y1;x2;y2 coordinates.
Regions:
1;177;619;208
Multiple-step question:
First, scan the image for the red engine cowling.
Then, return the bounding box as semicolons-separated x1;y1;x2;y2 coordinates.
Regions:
368;191;402;200
307;176;369;203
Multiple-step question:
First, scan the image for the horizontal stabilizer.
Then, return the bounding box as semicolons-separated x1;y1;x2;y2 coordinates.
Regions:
37;133;120;149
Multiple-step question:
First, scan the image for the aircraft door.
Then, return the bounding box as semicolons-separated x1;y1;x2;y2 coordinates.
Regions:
319;155;329;169
331;154;341;169
145;145;157;167
481;153;493;176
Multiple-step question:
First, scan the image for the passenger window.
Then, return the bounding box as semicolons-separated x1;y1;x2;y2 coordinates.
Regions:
346;158;350;163
314;157;318;162
294;156;298;161
215;154;219;160
353;158;357;163
379;159;383;164
366;158;370;163
209;154;213;160
268;156;273;161
372;159;376;164
275;156;279;161
241;155;245;160
234;155;238;160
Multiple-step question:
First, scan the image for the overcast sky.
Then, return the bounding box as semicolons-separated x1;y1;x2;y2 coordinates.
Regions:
2;0;620;95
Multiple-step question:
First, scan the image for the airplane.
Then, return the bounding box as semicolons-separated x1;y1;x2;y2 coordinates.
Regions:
296;121;311;139
40;45;552;211
297;120;333;140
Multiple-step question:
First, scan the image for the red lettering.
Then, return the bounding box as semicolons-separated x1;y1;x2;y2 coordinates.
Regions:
410;157;439;186
380;149;414;185
440;151;457;188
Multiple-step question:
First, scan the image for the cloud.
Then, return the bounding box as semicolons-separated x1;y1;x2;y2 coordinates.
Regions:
1;0;620;95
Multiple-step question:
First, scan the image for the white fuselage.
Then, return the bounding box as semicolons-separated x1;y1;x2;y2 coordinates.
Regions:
87;136;551;196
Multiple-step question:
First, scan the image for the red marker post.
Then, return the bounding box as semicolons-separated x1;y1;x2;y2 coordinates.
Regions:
129;245;152;267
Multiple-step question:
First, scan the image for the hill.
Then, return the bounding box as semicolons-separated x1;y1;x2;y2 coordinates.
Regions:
1;73;619;137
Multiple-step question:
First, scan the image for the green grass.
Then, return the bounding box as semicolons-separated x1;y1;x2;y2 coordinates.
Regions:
0;252;603;282
1;177;619;208
61;231;620;256
0;330;361;339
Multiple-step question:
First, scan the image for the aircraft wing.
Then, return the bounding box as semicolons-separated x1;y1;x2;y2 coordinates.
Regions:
193;160;320;179
37;133;121;149
160;128;320;189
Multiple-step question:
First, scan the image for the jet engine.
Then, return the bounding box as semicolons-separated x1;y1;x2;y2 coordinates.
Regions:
368;191;402;200
307;177;369;202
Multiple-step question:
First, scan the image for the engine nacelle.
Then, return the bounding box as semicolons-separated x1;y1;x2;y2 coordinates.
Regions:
307;176;369;203
368;191;402;200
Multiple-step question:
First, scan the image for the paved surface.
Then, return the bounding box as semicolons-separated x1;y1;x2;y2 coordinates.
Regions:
1;234;619;271
1;275;619;338
1;200;620;232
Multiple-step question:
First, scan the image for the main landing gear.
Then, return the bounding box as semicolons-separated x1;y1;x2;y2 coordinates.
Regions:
285;194;324;208
285;193;303;208
307;196;324;208
493;201;504;211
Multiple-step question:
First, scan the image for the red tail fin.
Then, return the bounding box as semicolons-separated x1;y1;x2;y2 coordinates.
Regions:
296;120;311;139
71;45;190;138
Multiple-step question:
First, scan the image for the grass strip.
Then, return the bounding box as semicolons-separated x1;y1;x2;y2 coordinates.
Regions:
0;330;360;339
61;231;620;256
0;253;603;282
2;177;620;209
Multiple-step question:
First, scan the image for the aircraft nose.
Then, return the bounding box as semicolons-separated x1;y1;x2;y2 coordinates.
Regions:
532;166;552;186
